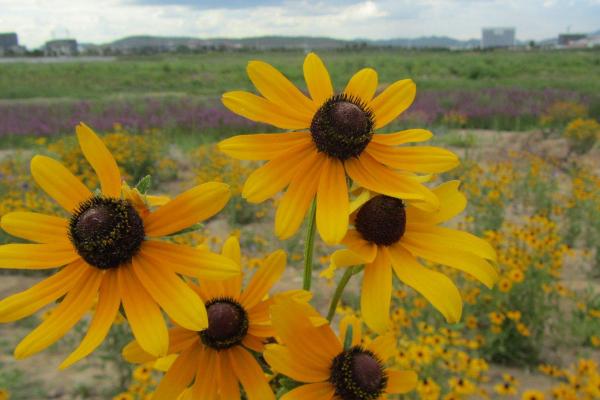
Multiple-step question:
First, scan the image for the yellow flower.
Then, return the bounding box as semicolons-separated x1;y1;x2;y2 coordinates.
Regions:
506;311;522;321
218;52;459;244
328;181;497;331
498;278;513;293
494;382;517;395
489;312;505;325
0;123;239;367
124;237;289;400
521;389;545;400
508;269;525;283
264;298;418;399
0;389;9;400
112;394;133;400
133;365;153;382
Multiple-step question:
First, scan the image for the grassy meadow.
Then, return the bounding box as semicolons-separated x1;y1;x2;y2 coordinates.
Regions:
0;49;599;399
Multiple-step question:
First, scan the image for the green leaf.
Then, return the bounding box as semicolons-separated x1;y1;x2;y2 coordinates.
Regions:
135;175;152;194
164;223;204;237
344;325;353;350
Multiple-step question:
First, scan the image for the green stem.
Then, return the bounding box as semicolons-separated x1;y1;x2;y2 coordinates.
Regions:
302;200;317;291
327;266;363;322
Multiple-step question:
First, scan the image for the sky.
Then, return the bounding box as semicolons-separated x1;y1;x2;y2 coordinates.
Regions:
1;0;599;48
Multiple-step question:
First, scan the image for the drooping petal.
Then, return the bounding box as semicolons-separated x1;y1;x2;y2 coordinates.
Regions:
401;234;498;288
0;260;85;322
242;334;266;352
344;67;378;103
316;157;349;245
189;348;219;400
365;334;396;362
132;254;207;332
60;269;121;369
123;327;199;364
218;132;312;161
386;370;418;394
152;344;202;400
144;182;230;237
118;265;168;357
406;180;466;224
0;242;79;269
303;52;334;105
239;250;286;309
366;143;459;173
275;151;324;240
76;123;121;197
360;249;392;334
264;344;331;383
341;230;377;263
345;152;439;211
222;91;310;130
0;212;69;244
406;225;496;261
217;349;241;399
242;141;315;203
371;129;433;146
369;79;416;129
141;241;239;280
14;265;102;359
281;382;335;400
30;155;91;212
330;249;368;269
388;244;462;323
228;346;275;400
247;60;316;117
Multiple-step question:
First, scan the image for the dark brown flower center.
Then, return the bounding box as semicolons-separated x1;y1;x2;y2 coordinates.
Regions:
355;195;406;246
199;298;249;350
69;197;144;269
310;94;374;160
330;347;387;400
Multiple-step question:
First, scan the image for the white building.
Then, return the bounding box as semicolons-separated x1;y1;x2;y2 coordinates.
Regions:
481;28;516;49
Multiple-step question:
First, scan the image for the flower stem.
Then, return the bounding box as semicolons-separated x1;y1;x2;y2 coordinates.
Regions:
302;200;317;291
327;265;363;322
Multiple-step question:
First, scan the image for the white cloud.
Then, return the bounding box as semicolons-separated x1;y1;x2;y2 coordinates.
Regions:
0;0;598;48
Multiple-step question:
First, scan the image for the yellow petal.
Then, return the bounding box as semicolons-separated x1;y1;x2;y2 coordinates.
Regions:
275;152;324;240
316;157;349;245
0;260;85;323
60;269;120;369
30;155;91;212
228;346;275;400
406;180;466;224
400;235;498;289
388;244;462;323
144;182;230;237
123;327;199;364
242;334;266;352
14;265;102;359
303;52;334;105
0;242;79;269
242;141;315;203
360;249;392;334
222;91;309;129
220;236;243;296
344;67;378;103
141;241;240;280
240;250;286;309
407;225;496;261
369;79;416;129
76;123;121;197
1;212;69;244
281;382;335;400
371;129;433;146
264;344;330;383
338;315;362;347
132;254;207;331
365;334;396;362
386;370;418;394
247;60;316;118
118;265;168;357
217;349;241;399
345;153;439;211
330;249;367;269
341;230;377;263
153;344;202;400
218;132;312;160
366;143;459;173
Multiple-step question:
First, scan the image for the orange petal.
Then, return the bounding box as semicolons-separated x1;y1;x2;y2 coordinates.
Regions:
316;157;349;245
228;346;275;400
153;344;202;400
0;242;79;269
240;250;286;309
360;249;392;333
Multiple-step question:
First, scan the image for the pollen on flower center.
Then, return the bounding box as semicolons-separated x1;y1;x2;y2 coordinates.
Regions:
199;298;249;350
355;195;406;246
69;197;145;269
330;346;387;400
310;94;374;160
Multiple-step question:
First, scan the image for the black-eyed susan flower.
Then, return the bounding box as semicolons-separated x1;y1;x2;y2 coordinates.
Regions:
329;181;497;332
218;52;459;245
123;236;291;400
0;123;239;367
522;389;545;400
264;298;417;400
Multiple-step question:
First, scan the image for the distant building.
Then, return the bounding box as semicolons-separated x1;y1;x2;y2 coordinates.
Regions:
44;39;78;56
0;32;25;56
558;34;587;46
481;27;516;49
